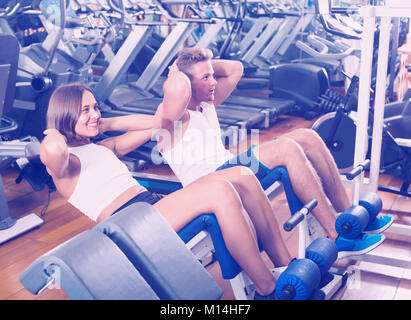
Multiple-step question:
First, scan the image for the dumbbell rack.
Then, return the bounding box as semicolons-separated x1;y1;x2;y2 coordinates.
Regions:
346;4;411;270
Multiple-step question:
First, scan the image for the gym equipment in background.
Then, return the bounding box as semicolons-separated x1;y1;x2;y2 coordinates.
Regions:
0;33;43;244
329;2;411;275
309;1;410;198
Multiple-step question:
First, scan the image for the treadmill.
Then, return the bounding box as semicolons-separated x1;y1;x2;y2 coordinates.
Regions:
224;10;330;121
210;11;308;122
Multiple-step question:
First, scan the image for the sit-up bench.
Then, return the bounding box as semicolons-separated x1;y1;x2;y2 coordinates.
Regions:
177;166;315;300
95;181;341;300
20;203;222;300
19;167;319;300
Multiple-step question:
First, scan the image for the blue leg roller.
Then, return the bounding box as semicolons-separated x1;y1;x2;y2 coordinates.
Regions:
275;237;338;300
335;192;384;239
305;238;338;276
275;259;321;300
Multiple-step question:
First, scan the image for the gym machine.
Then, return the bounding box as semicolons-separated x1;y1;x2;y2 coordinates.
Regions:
332;2;411;272
131;164;349;300
1;0;93;140
217;1;340;120
310;0;411;198
0;33;43;244
19;158;390;299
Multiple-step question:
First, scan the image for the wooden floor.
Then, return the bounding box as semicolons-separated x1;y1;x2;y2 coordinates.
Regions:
1;114;410;300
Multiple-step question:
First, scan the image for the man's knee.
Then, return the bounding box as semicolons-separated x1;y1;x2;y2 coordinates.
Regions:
274;137;304;157
299;128;324;143
258;137;305;168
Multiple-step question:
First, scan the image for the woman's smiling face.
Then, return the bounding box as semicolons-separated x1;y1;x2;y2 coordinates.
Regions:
74;90;101;139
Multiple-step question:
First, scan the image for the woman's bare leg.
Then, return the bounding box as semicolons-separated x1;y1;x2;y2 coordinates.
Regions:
203;166;292;267
153;178;276;296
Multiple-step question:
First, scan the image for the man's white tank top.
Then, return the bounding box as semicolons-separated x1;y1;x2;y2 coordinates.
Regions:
160;102;234;186
67;143;142;221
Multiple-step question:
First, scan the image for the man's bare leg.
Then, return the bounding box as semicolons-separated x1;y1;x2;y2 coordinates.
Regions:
254;137;339;241
282;128;351;212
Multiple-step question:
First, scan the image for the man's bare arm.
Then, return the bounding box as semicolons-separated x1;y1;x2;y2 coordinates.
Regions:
212;59;243;107
156;70;191;129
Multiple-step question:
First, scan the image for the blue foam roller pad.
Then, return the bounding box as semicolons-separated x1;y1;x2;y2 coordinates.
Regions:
305;238;338;275
359;192;382;221
275;259;321;300
335;205;369;239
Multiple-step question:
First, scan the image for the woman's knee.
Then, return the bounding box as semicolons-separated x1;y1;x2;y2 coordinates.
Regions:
234;167;264;193
155;179;243;228
220;165;254;177
208;179;242;206
209;180;256;235
217;166;262;194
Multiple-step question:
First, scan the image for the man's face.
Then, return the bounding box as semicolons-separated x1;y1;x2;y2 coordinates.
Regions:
189;60;218;103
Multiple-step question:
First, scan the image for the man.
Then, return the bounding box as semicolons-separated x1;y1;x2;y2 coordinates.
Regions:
153;46;392;258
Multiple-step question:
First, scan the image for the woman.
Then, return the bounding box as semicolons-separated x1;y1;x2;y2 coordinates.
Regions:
40;83;293;300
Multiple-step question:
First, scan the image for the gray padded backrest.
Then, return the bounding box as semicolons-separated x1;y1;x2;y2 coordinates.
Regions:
95;202;222;300
20;229;159;300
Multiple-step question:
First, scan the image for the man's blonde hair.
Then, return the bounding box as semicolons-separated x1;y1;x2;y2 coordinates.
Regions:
176;47;213;79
